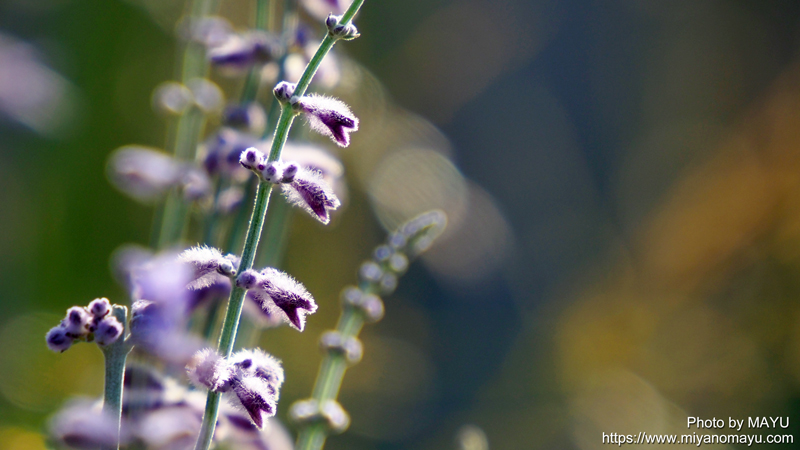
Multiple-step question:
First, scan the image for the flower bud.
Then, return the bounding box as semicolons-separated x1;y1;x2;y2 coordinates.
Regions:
319;331;363;364
63;306;91;337
239;147;266;171
187;348;232;392
94;316;124;346
280;166;341;224
294;94;358;147
46;325;72;352
88;298;111;318
273;81;296;104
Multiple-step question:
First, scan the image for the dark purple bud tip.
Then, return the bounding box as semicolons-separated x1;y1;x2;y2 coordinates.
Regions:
94;316;124;346
63;306;91;337
236;269;259;289
325;14;340;30
88;298;111;318
281;163;298;182
273;81;296;104
46;326;72;352
217;259;236;277
239;147;265;171
296;94;359;147
262;163;282;184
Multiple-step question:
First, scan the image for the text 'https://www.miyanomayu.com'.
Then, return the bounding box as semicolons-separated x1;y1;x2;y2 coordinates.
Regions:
602;416;793;446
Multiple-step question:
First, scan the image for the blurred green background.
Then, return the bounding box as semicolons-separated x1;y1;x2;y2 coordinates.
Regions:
3;0;800;449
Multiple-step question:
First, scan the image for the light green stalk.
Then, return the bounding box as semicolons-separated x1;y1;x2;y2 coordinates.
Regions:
153;0;220;248
192;3;366;450
100;305;132;450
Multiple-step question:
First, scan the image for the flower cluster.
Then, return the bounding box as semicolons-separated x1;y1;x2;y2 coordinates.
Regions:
188;348;284;428
240;147;342;224
46;298;124;352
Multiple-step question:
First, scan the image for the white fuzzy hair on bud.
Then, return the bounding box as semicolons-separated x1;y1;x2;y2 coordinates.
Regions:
280;167;340;225
187;348;232;392
179;245;237;290
295;94;358;147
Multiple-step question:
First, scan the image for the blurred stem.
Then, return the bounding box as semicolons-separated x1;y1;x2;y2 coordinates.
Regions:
256;194;293;268
295;297;367;450
151;0;218;249
101;306;131;450
194;1;364;446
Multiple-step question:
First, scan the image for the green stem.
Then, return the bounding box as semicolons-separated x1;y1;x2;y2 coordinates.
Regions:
295;306;365;450
101;306;131;450
194;2;365;448
151;0;218;248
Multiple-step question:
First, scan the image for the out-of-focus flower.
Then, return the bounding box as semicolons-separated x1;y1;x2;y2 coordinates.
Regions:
223;102;267;136
0;33;78;136
294;94;358;147
126;252;203;365
297;0;354;25
50;400;126;449
107;146;212;203
208;31;281;74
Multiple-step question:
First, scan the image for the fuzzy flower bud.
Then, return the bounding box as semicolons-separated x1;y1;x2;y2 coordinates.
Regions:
293;94;358;147
187;348;232;392
179;245;239;290
223;349;284;428
46;325;72;352
63;306;91;337
94;315;124;346
280;166;341;224
326;14;360;41
273;81;296;104
88;297;111;318
241;268;318;331
239;147;266;172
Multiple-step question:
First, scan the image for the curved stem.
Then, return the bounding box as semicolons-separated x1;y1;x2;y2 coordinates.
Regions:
101;306;131;450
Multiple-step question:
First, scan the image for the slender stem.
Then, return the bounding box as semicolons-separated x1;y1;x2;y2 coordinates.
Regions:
101;306;131;450
151;0;218;248
194;2;365;448
255;196;293;268
295;306;365;450
194;181;273;450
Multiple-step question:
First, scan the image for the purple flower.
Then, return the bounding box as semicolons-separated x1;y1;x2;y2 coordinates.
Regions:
94;315;124;346
294;94;358;147
50;400;126;449
208;31;280;72
88;297;111;318
46;325;72;352
237;268;318;331
280;166;341;224
179;245;238;290
239;147;267;172
107;147;183;203
63;306;91;337
223;102;267;136
225;349;284;428
187;348;232;392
